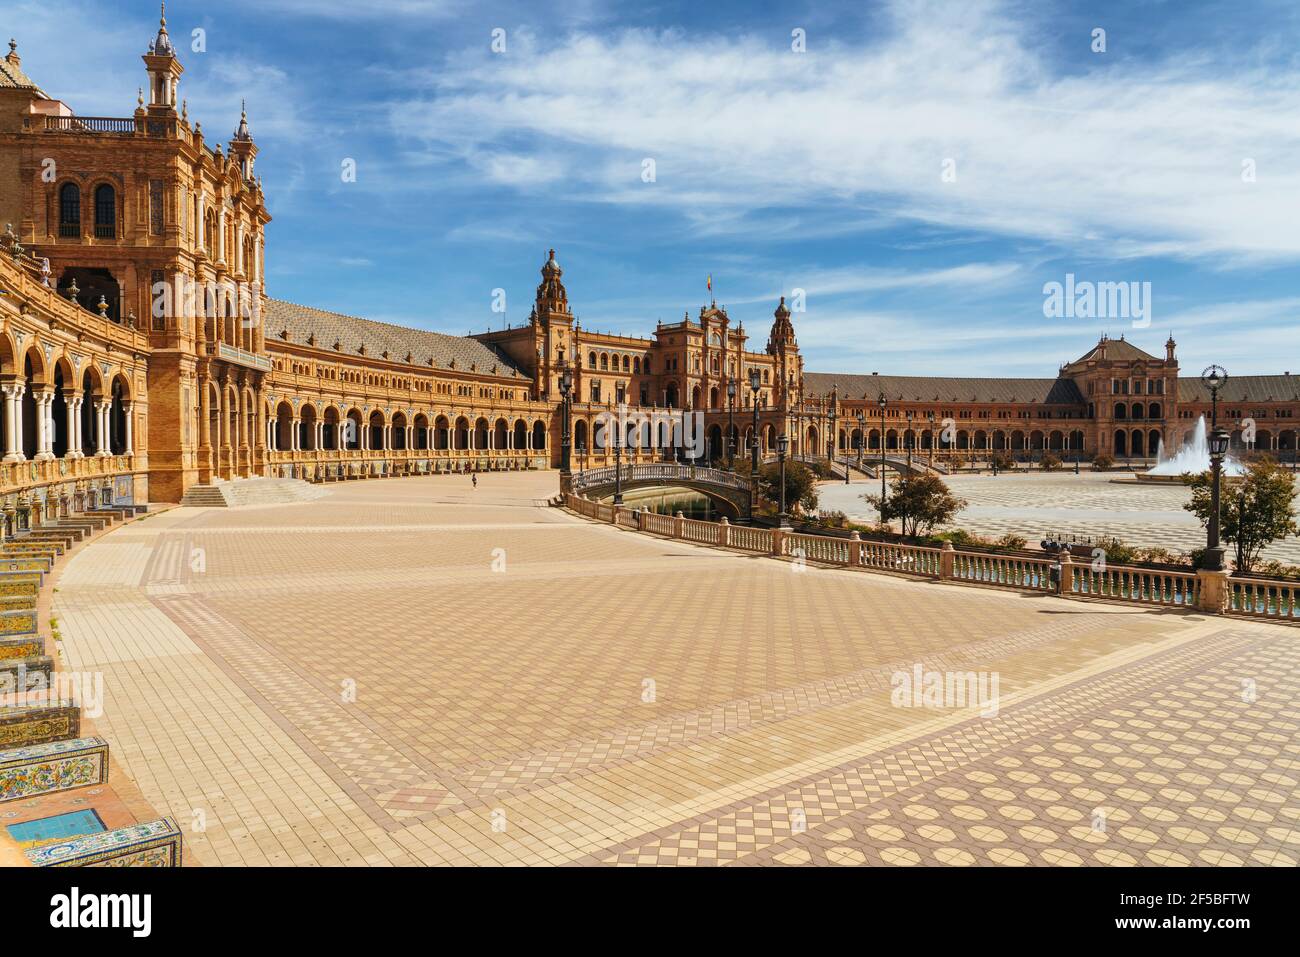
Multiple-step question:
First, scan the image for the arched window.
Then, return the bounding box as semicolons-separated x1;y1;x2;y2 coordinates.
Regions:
59;183;81;237
94;184;116;239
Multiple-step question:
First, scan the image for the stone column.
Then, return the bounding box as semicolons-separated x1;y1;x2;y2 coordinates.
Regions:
66;395;82;459
1;384;22;462
34;390;53;460
122;402;134;456
95;401;110;456
291;417;300;452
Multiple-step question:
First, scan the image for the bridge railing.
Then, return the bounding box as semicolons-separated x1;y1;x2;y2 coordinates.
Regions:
561;492;1266;620
571;463;751;494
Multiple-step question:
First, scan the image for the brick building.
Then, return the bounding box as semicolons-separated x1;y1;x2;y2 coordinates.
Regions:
0;20;1295;515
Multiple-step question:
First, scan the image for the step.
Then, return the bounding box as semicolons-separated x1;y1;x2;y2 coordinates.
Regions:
0;656;53;694
25;817;181;868
0;736;108;803
0;702;79;749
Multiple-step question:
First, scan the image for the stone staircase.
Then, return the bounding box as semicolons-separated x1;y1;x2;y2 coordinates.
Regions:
181;477;328;508
0;507;183;867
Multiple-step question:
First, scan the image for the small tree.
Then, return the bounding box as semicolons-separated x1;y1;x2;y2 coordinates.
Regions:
990;451;1016;472
757;461;818;514
1184;457;1298;574
1039;452;1062;471
863;472;966;537
1091;451;1115;470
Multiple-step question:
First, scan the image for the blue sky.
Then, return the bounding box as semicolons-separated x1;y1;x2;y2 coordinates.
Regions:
11;0;1300;377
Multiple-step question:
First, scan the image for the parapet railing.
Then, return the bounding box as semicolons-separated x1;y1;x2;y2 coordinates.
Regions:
1228;577;1300;621
562;493;1268;620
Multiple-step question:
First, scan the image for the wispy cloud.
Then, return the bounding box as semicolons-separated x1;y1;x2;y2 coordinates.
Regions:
391;0;1300;261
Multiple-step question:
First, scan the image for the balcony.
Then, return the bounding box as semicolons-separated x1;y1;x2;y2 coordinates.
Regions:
217;343;273;372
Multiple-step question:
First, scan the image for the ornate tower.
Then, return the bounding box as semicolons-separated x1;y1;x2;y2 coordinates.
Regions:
767;296;800;410
143;5;183;113
533;249;574;400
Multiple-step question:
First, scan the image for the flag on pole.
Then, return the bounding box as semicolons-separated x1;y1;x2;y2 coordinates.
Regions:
707;274;712;292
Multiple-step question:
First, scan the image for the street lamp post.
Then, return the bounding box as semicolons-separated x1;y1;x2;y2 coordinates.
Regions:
777;433;790;528
856;412;865;475
749;367;762;523
877;392;888;525
727;378;737;471
1202;365;1229;572
612;414;623;506
906;411;914;473
829;384;838;463
558;357;573;491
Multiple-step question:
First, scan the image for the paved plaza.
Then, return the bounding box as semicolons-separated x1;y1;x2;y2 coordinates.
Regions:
819;470;1300;565
53;473;1300;866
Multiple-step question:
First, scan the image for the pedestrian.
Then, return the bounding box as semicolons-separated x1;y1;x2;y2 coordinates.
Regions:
472;473;477;488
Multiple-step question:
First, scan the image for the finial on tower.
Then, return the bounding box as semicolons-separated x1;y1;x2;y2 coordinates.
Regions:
151;2;174;56
234;99;251;140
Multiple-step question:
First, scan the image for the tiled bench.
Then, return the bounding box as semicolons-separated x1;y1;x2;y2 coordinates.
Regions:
0;556;51;575
0;608;38;638
0;702;79;748
0;656;53;694
25;817;181;868
0;572;42;598
0;636;44;661
0;736;108;803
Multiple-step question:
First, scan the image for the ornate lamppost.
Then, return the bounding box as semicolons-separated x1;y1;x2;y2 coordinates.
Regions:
749;367;762;474
906;410;915;473
612;411;624;506
558;356;573;491
877;392;888;523
856;412;865;475
776;432;791;528
727;378;737;470
1202;365;1230;572
828;384;838;465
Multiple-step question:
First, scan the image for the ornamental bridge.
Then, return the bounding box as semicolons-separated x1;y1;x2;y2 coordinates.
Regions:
569;463;752;519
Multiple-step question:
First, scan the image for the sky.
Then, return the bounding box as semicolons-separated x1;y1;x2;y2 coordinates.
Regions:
9;0;1300;378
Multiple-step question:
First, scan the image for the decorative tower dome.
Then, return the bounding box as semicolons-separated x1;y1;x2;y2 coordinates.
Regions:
151;3;174;57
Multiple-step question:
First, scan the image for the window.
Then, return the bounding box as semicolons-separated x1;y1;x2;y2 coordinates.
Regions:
59;183;81;237
149;180;164;235
94;184;116;239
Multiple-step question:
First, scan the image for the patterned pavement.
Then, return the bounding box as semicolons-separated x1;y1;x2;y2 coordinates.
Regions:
52;473;1299;865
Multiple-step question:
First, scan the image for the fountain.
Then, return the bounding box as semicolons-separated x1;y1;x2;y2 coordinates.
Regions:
1139;415;1244;482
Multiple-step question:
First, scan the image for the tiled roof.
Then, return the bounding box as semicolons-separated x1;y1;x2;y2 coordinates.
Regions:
263;299;527;378
0;55;43;92
804;373;1084;405
1177;374;1300;404
1069;336;1163;365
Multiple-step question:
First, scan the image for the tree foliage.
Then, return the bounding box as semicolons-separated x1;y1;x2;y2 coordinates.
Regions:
1184;457;1299;574
864;472;967;537
756;461;819;514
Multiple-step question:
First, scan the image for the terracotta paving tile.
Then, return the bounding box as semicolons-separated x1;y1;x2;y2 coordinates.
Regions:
47;472;1300;865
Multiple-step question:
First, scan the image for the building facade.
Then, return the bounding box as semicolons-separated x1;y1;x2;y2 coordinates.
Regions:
1;22;1296;520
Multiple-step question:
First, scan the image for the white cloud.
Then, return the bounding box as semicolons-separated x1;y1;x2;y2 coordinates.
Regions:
392;0;1300;261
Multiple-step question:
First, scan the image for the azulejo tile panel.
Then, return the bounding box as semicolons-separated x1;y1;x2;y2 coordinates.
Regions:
0;610;38;637
0;656;53;694
0;736;108;803
25;818;182;868
0;636;44;661
0;703;80;748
